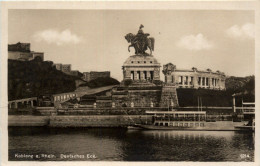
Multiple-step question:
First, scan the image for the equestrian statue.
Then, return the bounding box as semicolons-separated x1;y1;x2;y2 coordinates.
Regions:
125;25;155;55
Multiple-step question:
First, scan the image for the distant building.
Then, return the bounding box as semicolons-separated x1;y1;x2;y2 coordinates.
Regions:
82;71;110;82
69;70;80;77
61;64;71;73
8;42;44;61
53;63;82;77
54;63;62;71
163;63;226;90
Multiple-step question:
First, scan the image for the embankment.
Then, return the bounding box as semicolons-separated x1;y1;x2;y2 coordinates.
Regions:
8;116;50;127
8;115;152;127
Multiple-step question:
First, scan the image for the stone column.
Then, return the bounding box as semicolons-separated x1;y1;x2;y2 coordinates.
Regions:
15;102;18;109
125;70;131;79
194;76;198;88
134;71;138;80
147;71;151;80
153;67;160;80
182;76;184;86
140;71;145;80
208;78;211;88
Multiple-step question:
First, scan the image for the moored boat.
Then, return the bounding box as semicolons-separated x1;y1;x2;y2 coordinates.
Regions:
134;110;251;131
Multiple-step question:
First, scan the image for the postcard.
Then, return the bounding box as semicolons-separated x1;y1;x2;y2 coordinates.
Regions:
0;1;259;166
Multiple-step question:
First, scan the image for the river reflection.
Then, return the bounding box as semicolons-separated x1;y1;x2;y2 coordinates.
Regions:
9;127;254;161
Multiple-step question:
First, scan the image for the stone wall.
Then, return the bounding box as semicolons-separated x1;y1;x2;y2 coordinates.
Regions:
49;115;152;127
163;63;226;90
159;85;179;107
8;115;152;127
82;71;110;82
9;115;50;126
112;86;162;107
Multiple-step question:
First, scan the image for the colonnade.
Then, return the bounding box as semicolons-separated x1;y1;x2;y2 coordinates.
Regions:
8;97;37;109
130;70;154;80
53;93;77;102
177;76;224;89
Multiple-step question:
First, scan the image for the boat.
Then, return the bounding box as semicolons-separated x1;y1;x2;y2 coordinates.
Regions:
133;110;252;131
133;99;255;132
234;101;255;131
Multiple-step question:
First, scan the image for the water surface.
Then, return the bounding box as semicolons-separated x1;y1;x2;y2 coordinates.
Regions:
9;127;254;161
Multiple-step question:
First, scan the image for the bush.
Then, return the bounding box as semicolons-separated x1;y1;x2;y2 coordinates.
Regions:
87;77;120;88
123;79;133;86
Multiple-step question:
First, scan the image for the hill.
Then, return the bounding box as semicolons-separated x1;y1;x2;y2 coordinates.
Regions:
8;59;120;101
80;77;120;88
8;59;82;100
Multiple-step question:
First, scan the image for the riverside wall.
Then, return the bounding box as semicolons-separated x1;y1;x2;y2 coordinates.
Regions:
8;115;152;127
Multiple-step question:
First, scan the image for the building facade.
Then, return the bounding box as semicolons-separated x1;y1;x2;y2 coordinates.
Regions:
122;54;161;82
8;42;44;61
163;63;226;90
61;64;71;73
82;71;110;82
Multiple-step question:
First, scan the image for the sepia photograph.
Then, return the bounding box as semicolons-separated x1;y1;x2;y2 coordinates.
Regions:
1;1;258;164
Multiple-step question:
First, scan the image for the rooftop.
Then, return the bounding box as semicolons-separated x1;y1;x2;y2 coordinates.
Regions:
123;54;160;67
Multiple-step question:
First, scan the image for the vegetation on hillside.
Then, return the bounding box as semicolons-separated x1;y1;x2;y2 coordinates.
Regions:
79;77;120;88
177;75;255;107
8;59;82;100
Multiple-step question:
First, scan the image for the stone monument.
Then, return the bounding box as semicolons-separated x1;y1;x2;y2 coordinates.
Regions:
110;25;179;108
122;25;161;84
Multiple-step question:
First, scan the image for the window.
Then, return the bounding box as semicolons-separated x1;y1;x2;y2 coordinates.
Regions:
144;71;147;80
178;76;183;85
131;71;134;80
202;77;205;86
184;76;188;85
150;71;154;80
144;61;146;63
150;61;153;63
190;77;194;85
131;61;134;63
138;61;140;63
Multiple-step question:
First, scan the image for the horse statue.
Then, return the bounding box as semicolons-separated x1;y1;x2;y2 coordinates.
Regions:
125;25;155;55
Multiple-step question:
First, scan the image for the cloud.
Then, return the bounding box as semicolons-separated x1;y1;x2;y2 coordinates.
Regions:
176;33;213;51
226;23;254;39
33;29;82;45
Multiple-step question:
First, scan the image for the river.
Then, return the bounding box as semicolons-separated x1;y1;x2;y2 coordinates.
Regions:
9;127;254;161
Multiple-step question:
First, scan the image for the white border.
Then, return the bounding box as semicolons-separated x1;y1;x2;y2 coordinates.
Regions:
1;1;259;166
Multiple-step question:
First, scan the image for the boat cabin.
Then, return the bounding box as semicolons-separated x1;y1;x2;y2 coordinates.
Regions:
146;111;206;127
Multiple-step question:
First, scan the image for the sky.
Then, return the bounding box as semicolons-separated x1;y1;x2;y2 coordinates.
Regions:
8;10;255;81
